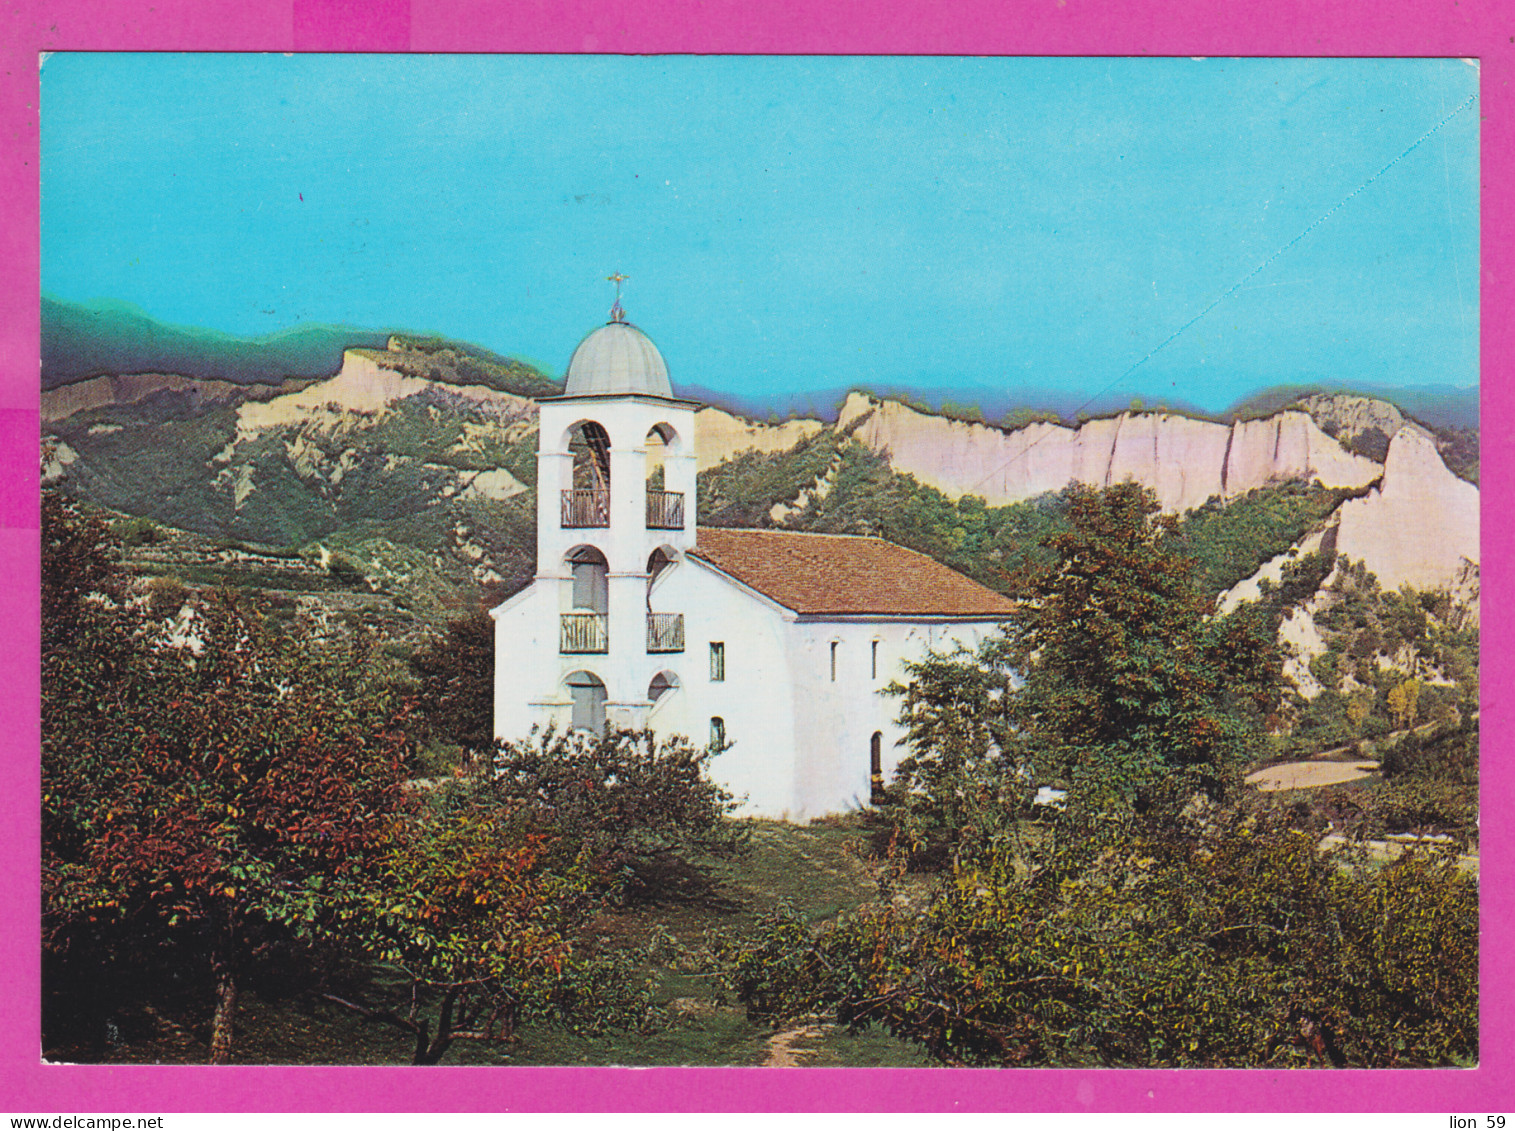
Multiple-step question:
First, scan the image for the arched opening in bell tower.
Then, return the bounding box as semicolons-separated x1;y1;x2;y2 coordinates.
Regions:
645;423;684;530
562;420;611;527
645;546;684;653
566;545;609;613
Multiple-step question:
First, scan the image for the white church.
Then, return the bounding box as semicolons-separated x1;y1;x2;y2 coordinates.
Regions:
491;301;1015;821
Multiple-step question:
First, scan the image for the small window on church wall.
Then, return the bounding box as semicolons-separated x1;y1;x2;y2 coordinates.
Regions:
569;554;609;614
871;639;879;680
566;671;607;735
830;641;838;682
710;716;726;750
710;642;725;681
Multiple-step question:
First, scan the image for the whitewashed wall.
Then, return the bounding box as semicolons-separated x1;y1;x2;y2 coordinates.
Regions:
785;617;1000;819
642;556;800;817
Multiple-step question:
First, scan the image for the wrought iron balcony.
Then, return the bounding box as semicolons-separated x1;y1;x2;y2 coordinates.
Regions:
562;489;610;528
560;612;608;654
646;612;685;653
646;490;685;530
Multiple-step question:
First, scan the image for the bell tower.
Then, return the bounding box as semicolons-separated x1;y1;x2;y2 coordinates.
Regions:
532;281;700;732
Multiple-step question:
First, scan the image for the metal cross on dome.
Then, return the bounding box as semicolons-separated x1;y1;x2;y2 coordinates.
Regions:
607;272;629;323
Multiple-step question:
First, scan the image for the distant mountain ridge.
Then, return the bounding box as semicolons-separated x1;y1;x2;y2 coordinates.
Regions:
46;298;1477;436
41;297;557;396
42;296;392;389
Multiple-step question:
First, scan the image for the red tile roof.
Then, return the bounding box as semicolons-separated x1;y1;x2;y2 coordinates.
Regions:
689;527;1017;618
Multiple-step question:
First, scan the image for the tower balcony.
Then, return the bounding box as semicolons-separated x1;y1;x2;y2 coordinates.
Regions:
646;490;685;530
560;612;609;654
646;612;685;653
562;489;610;528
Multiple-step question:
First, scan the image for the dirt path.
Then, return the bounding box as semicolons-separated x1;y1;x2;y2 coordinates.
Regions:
763;1023;829;1067
1245;760;1379;792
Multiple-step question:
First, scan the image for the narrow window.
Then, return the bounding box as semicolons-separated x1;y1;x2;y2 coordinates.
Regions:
871;639;879;680
710;716;726;750
830;640;838;682
567;671;608;735
710;641;726;682
569;548;609;613
870;731;884;804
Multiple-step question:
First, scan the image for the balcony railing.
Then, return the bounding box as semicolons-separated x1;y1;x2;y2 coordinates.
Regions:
562;489;610;528
646;612;685;653
560;612;609;654
646;490;686;530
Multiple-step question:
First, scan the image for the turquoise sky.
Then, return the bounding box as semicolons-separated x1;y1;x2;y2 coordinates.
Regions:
40;54;1479;412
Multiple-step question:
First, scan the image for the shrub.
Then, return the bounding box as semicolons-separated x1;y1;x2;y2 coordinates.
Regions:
326;552;365;586
479;727;746;901
724;820;1477;1067
113;515;163;547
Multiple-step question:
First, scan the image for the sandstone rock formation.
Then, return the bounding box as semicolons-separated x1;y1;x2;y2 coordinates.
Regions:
1296;393;1435;448
693;407;824;471
1278;605;1329;699
1333;427;1480;595
1220;426;1479;612
835;393;1383;513
235;349;533;437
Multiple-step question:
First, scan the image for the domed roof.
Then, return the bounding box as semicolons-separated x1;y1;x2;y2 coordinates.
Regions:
564;321;673;398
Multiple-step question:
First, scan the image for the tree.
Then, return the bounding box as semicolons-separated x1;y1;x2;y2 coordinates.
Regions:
320;726;741;1061
1005;482;1279;817
326;793;652;1064
883;483;1281;857
1387;679;1422;731
408;610;496;755
42;494;412;1062
884;634;1025;867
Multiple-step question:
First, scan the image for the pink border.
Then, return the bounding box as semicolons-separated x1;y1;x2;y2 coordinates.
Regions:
5;0;1508;1112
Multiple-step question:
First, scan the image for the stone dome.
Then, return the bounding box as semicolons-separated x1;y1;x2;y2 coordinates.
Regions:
564;321;673;397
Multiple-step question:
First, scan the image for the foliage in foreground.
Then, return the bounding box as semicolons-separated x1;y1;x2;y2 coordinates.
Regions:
725;820;1478;1067
321;727;742;1061
325;792;658;1063
43;496;414;1063
41;494;739;1065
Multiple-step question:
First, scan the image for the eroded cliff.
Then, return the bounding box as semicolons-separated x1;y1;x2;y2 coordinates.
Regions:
835;393;1382;513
